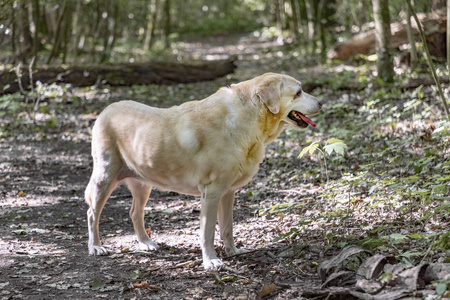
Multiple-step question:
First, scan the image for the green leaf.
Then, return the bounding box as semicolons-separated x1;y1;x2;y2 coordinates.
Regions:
436;282;447;295
298;141;320;159
409;233;425;239
400;251;423;261
370;225;387;234
90;278;105;291
326;138;343;144
382;233;408;244
323;141;348;156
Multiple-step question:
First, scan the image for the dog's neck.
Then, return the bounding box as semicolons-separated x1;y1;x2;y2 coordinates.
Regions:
230;83;285;145
259;109;286;144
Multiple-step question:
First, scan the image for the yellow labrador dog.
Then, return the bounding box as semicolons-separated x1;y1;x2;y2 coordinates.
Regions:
85;73;322;270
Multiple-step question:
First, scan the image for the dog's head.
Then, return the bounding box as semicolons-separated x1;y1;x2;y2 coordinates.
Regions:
234;73;322;129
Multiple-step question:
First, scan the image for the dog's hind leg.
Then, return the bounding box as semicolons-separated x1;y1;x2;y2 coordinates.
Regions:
85;167;118;256
126;179;159;251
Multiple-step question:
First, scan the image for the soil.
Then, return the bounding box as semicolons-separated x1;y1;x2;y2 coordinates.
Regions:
0;34;448;300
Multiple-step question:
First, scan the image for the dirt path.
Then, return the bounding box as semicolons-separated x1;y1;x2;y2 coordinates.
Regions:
0;34;329;300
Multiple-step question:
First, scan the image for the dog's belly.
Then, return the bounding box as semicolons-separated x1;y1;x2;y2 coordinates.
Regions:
127;152;263;197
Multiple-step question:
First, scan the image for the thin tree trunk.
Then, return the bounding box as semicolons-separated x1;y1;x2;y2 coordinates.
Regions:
318;0;328;63
72;1;82;63
405;4;417;70
46;3;67;65
447;0;449;71
101;1;119;62
305;0;315;54
32;0;39;64
163;0;171;48
20;1;33;56
62;1;74;64
372;0;394;83
90;2;104;63
288;0;299;40
274;0;283;36
144;0;159;51
349;0;361;32
406;0;450;119
293;0;303;35
11;2;16;53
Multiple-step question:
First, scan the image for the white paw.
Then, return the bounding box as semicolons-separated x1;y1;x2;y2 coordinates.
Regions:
203;257;225;270
89;245;109;256
138;240;159;251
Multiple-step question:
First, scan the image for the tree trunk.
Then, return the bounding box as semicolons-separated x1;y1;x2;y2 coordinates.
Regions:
32;0;40;63
287;0;299;40
447;0;450;70
62;1;74;64
348;0;361;32
1;58;237;94
144;0;159;51
274;0;283;36
89;2;104;63
373;0;394;83
318;0;328;63
46;3;68;65
405;4;418;70
305;0;315;54
163;0;171;48
19;1;33;56
101;1;119;63
11;1;16;53
293;0;303;35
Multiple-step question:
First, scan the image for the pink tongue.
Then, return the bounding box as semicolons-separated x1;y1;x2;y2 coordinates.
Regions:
299;114;316;127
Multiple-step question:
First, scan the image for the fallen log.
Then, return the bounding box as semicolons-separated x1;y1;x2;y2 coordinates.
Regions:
327;9;447;61
0;58;237;94
302;76;450;93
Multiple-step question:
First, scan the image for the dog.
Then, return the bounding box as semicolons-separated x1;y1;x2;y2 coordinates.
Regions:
84;73;322;270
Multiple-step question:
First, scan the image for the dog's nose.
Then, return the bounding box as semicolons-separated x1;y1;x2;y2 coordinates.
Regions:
318;101;323;109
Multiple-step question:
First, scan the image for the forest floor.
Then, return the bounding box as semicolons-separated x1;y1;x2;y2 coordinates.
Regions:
0;33;449;300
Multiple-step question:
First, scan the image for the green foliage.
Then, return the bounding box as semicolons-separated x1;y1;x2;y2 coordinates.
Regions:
298;138;348;159
434;232;450;251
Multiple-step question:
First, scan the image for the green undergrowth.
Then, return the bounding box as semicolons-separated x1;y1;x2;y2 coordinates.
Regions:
269;76;449;261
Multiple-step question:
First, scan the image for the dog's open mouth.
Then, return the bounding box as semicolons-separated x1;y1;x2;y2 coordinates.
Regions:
288;111;316;128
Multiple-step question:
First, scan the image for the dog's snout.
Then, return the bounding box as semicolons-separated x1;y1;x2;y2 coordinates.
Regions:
318;101;323;109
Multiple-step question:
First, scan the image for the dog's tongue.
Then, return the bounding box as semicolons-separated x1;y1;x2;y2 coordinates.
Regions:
299;114;316;127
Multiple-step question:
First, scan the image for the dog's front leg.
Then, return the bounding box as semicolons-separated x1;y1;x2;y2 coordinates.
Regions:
218;190;249;256
199;185;223;270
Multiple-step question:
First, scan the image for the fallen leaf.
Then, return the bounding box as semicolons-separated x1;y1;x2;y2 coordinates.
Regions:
259;283;276;297
132;281;159;290
89;278;105;291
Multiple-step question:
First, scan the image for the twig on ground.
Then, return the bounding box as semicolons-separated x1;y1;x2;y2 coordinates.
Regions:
420;234;437;265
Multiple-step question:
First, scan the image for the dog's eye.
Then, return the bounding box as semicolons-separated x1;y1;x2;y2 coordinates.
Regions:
296;90;302;98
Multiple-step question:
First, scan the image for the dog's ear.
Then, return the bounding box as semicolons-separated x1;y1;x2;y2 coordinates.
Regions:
256;77;282;114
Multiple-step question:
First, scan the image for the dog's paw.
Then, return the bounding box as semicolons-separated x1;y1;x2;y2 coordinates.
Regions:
203;258;225;270
138;240;159;251
89;245;109;256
